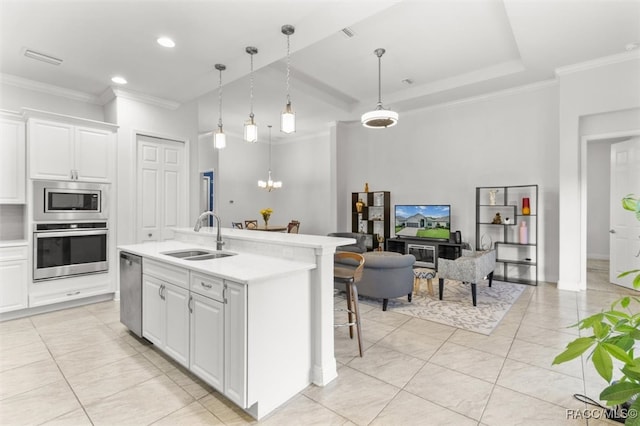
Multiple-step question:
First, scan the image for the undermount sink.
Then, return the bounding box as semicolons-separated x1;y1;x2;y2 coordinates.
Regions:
162;249;236;261
163;250;211;258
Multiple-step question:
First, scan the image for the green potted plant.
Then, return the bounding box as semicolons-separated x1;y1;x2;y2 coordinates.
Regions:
553;194;640;425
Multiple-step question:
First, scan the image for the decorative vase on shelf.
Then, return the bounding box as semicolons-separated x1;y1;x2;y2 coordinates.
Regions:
489;190;498;206
519;221;528;244
356;198;364;213
522;197;531;215
364;182;369;193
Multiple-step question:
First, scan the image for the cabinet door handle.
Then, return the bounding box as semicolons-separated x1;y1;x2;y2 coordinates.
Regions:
188;295;193;313
66;291;80;296
223;285;227;304
200;281;212;289
158;284;163;299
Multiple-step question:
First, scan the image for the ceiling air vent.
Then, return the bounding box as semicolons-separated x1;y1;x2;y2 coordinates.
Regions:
23;49;63;66
340;27;355;38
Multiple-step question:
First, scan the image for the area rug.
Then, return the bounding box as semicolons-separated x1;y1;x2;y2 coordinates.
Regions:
356;279;525;335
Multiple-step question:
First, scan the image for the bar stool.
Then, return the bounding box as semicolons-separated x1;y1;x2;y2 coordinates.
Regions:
334;252;365;357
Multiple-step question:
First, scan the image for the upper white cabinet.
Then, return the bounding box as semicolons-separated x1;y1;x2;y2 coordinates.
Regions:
25;110;117;182
0;114;26;203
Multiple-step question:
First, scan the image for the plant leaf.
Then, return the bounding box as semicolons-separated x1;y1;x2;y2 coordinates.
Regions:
625;399;640;426
552;337;595;365
603;342;634;364
619;270;640;278
593;344;614;382
600;381;640;405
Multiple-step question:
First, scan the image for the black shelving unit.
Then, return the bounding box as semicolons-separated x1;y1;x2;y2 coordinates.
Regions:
475;185;538;285
351;191;390;251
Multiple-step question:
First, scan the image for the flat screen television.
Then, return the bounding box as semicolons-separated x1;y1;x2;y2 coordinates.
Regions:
395;204;451;241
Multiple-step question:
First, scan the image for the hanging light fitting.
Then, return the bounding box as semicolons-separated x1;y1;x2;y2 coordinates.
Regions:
258;125;282;191
244;46;258;143
214;64;227;149
361;48;398;129
280;24;296;134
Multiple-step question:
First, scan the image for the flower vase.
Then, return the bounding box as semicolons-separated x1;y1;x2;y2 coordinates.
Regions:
263;217;269;228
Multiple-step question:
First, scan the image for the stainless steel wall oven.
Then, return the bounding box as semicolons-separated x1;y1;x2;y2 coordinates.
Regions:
33;222;108;281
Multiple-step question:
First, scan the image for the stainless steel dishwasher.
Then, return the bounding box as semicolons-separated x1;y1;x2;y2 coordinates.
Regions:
120;252;142;337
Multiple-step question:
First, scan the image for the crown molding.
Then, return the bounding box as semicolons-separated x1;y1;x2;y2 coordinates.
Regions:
555;50;640;76
100;87;181;110
404;78;558;116
0;73;100;104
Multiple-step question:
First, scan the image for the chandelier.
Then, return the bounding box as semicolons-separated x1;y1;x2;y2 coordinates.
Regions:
258;125;282;191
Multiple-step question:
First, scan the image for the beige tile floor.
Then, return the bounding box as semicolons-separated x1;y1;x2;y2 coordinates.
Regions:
0;261;636;425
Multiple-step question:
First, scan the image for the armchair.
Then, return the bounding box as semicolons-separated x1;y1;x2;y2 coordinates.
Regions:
437;249;496;306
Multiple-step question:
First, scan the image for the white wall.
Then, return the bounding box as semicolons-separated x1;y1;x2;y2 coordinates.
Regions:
336;83;560;282
558;55;640;291
215;130;333;235
112;96;199;246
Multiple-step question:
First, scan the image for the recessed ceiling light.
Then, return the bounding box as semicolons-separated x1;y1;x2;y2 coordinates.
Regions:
111;76;127;85
157;37;176;48
401;78;414;85
625;42;639;51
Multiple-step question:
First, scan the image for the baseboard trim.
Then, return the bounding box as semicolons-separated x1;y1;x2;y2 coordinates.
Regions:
0;293;115;322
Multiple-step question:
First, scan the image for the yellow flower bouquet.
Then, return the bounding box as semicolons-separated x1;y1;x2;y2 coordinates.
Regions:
260;208;273;226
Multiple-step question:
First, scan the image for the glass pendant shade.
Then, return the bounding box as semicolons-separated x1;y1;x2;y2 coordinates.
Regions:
214;63;226;149
244;116;257;143
281;102;295;134
214;127;226;149
244;46;258;142
361;107;399;129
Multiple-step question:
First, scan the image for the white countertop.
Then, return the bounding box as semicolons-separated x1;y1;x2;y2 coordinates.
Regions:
172;227;356;249
118;240;316;284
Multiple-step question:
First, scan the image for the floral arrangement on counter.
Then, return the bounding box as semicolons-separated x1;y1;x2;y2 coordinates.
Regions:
260;208;273;226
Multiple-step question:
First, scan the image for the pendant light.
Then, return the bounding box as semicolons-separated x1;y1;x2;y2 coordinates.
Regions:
280;24;295;134
258;125;282;191
361;48;398;129
244;46;258;143
214;64;227;149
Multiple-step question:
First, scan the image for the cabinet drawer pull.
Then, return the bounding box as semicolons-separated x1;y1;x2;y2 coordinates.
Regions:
200;281;212;289
188;295;193;313
66;291;81;296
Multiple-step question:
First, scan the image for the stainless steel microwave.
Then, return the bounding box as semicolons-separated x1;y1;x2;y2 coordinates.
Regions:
33;180;109;222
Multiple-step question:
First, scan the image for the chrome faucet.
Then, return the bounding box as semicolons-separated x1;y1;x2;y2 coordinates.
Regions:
193;211;225;250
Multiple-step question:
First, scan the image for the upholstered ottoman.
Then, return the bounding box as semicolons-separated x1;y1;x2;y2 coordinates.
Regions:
413;267;436;296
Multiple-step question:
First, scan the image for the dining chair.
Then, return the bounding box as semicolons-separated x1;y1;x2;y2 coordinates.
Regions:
287;221;300;234
231;222;243;229
244;220;258;229
334;252;365;357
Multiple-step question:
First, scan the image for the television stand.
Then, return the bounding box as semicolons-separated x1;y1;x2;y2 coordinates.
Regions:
387;237;462;270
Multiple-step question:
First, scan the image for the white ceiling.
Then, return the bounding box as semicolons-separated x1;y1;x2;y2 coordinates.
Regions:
1;0;639;140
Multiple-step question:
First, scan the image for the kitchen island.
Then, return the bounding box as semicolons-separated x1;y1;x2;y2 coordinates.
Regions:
118;227;354;420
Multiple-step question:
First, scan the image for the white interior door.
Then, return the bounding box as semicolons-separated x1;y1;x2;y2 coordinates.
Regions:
610;137;640;288
136;135;186;242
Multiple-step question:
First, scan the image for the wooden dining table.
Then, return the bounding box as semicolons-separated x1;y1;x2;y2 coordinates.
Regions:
249;225;288;232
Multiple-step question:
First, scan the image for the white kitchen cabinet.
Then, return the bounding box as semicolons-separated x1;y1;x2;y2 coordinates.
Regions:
163;282;190;366
142;259;190;368
28;117;115;182
0;245;28;313
190;292;224;389
142;275;164;346
224;280;247;408
0;115;26;203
